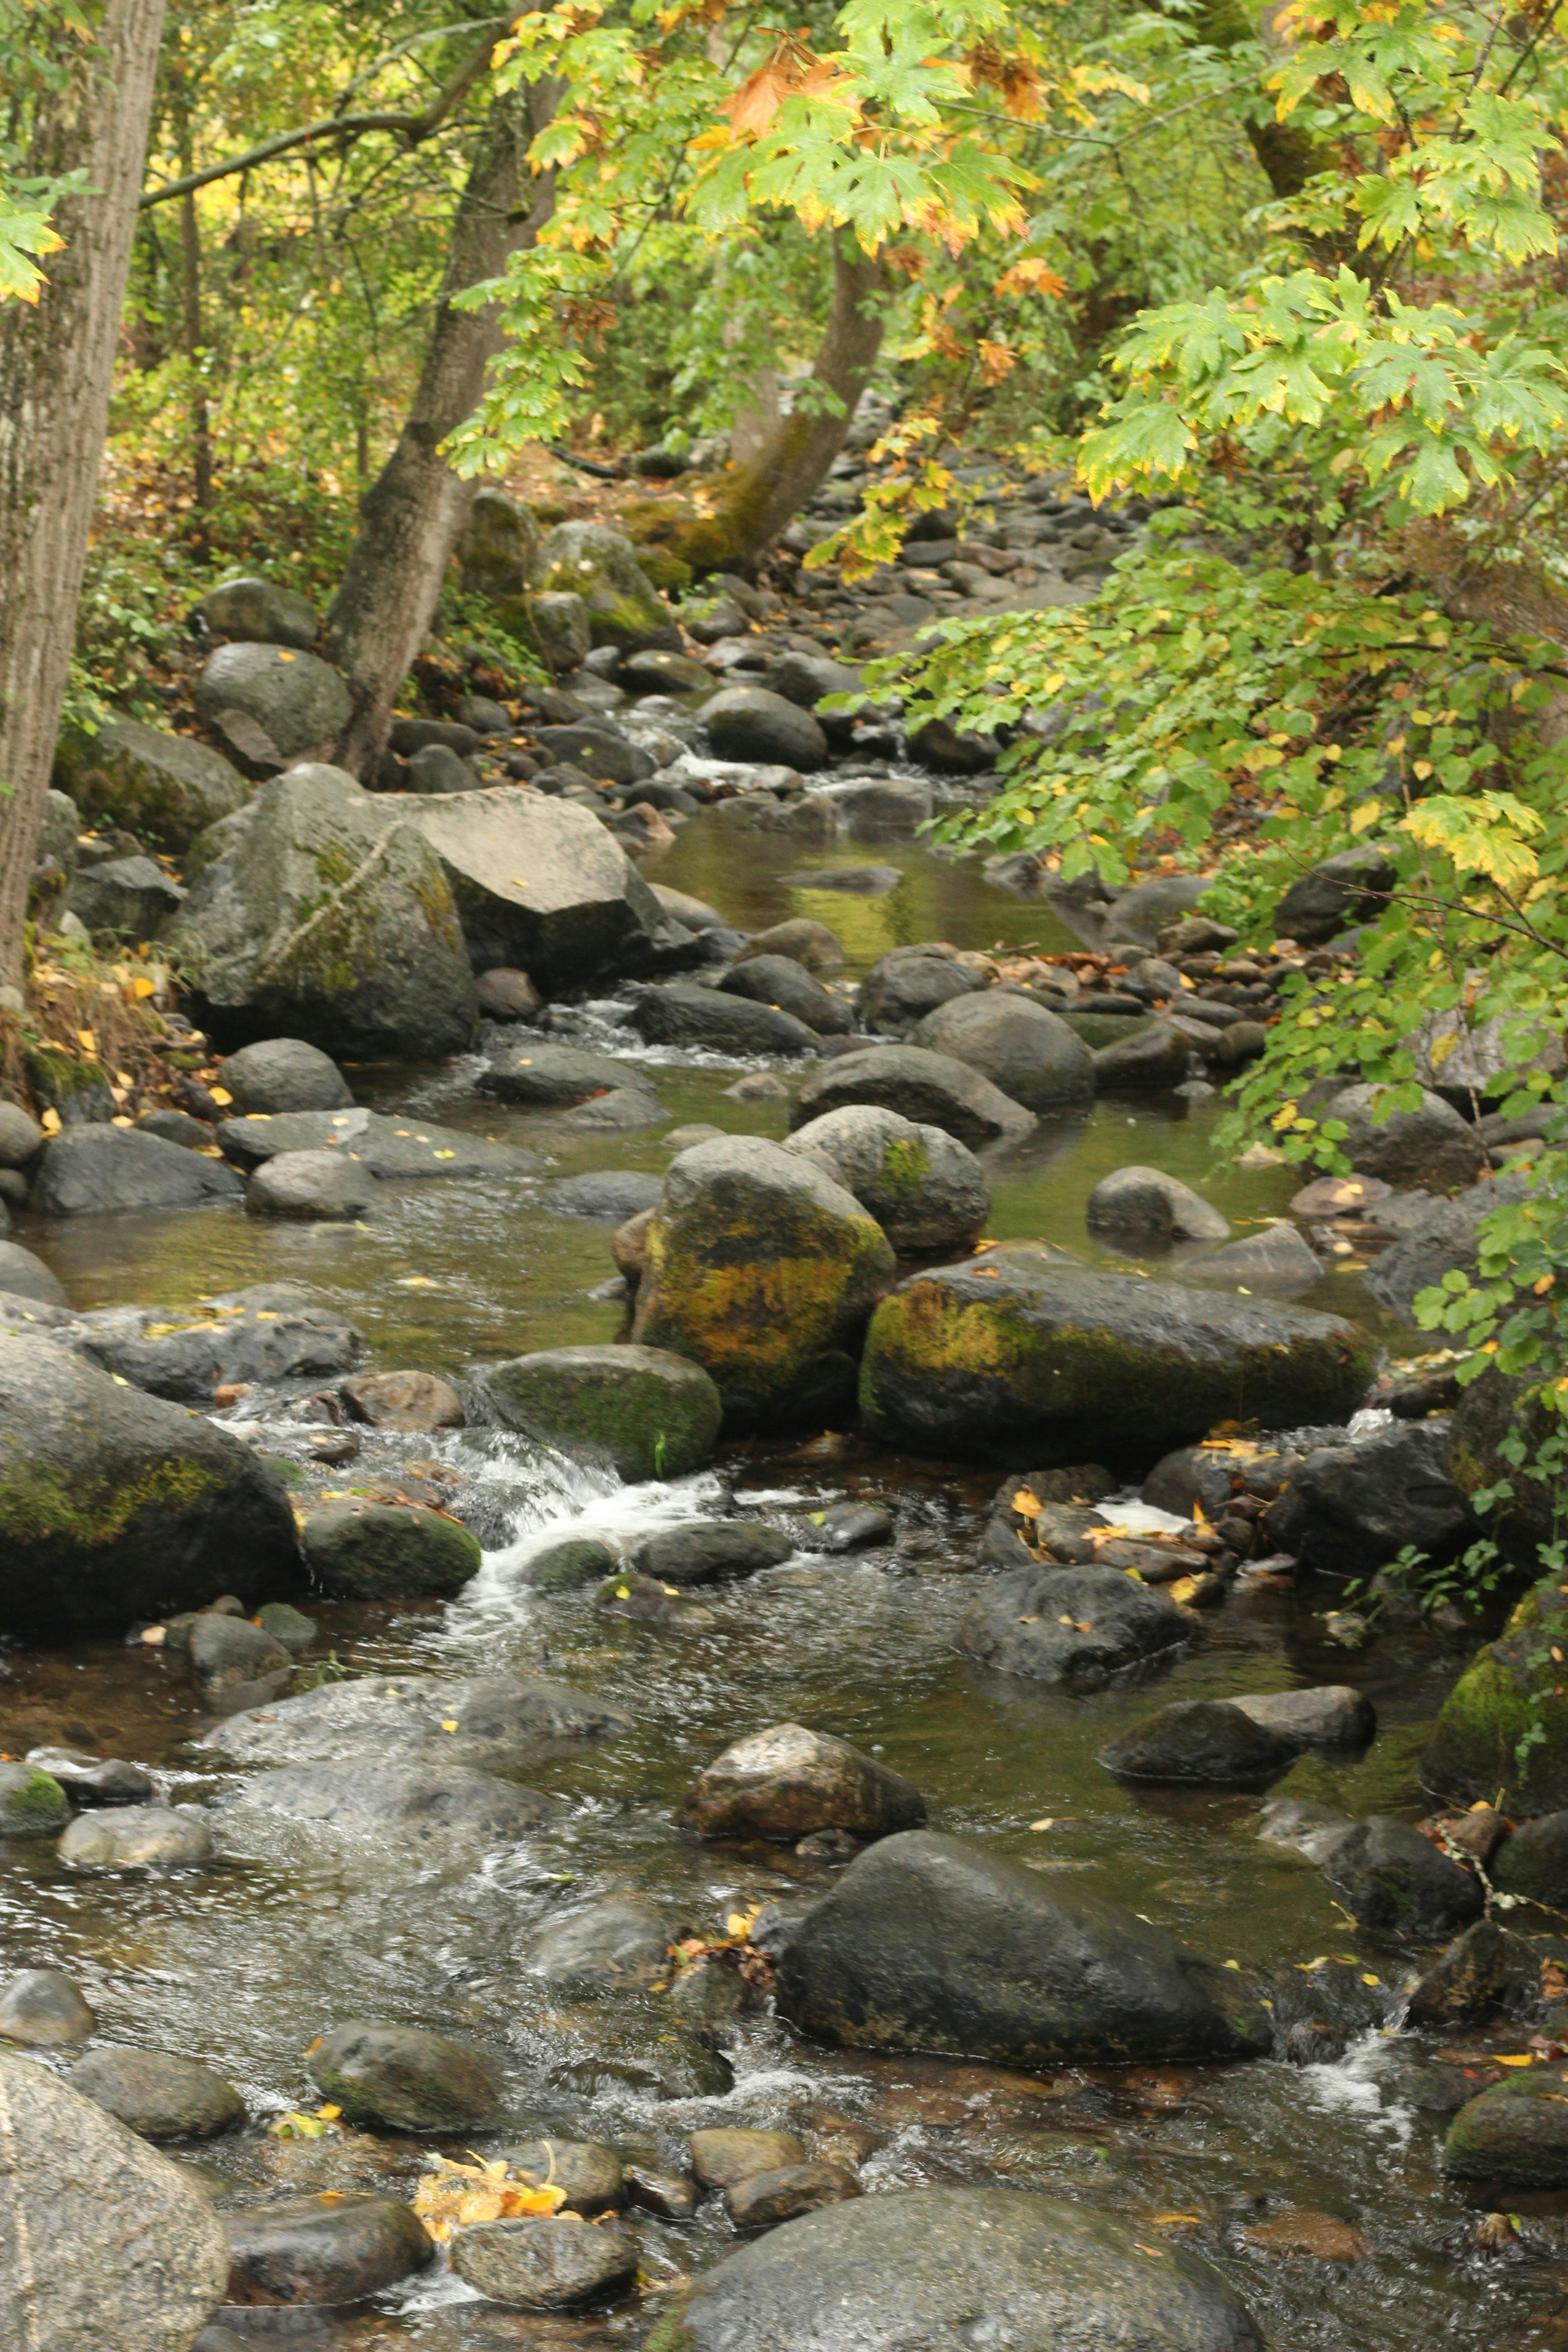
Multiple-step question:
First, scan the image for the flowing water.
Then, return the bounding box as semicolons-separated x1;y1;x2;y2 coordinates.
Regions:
1;805;1552;2349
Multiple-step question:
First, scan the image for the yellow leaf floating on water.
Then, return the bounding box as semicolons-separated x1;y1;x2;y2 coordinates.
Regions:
412;2154;567;2242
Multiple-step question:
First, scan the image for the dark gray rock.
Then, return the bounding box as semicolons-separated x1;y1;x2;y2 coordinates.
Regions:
194;642;350;760
1320;1816;1484;1939
0;2046;230;2349
67;2045;244;2140
65;853;185;937
192;574;319;649
1182;1223;1324;1295
301;1498;481;1600
61;1806;214;1868
1363;1175;1530;1322
220;1036;352;1114
0;1104;45;1170
686;1723;926;1842
1099;1699;1298;1784
0;1967;95;2044
540;1170;665;1221
959;1564;1187;1688
1087;1164;1230;1245
188;1612;292;1713
405;740;482;794
1406;1917;1541;2029
0;1238;65;1302
216;1761;564;1858
789;1044;1036;1147
24;1745;153;1806
0;1334;299;1638
518;1534;621;1591
705;685;828;769
218;1104;529;1178
481;1343;723;1481
528;1896;670;1987
1326;1081;1485;1192
54;716;245;857
1276;846;1394;944
629;982;819;1056
478;1038;653;1108
30;1123;243;1215
1494;1810;1568;1906
451;2214;637;2308
630;1518;793;1586
719;954;852;1035
308;2020;500;2130
167;764;479;1058
858;951;985;1035
784;1103;990;1256
726;2161;860;2229
1444;2068;1568;2186
913;992;1093;1110
1093;1021;1193;1088
246;1146;378;1220
1270;1418;1472;1577
534;721;652;786
69;1284;360;1401
777;1830;1272;2065
222;2192;433;2310
1100;873;1214;946
1229;1686;1376;1748
779;863;902;895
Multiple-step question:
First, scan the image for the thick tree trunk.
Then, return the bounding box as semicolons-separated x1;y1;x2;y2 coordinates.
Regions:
324;88;557;776
689;238;887;572
0;0;170;992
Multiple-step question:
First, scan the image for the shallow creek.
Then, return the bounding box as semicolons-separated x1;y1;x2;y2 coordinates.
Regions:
2;807;1555;2350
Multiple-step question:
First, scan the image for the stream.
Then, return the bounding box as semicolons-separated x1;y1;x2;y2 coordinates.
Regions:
2;797;1553;2351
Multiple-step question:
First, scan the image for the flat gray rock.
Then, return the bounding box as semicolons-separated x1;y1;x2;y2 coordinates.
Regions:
217;1105;530;1178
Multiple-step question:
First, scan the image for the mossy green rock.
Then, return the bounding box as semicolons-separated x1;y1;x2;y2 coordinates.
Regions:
301;1499;481;1601
532;520;680;655
481;1344;722;1481
859;1259;1374;1466
519;1535;620;1592
632;1137;896;1421
1421;1589;1568;1813
1444;2066;1568;2185
307;2020;499;2132
0;1765;69;1840
167;763;478;1058
0;1334;300;1639
54;713;249;853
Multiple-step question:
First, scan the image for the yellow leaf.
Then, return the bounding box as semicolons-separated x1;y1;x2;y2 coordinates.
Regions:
40;1108;61;1136
131;975;156;999
441;1719;459;1731
1030;1817;1055;1832
1012;1488;1042;1518
77;1028;96;1052
1412;760;1433;780
1494;2054;1537;2067
1349;802;1382;835
209;1085;232;1106
1154;2213;1202;2226
316;2103;341;2120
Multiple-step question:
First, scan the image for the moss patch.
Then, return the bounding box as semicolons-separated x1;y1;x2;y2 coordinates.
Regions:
0;1454;218;1553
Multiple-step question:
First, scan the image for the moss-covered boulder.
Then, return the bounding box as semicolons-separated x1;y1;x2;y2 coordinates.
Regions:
632;1137;897;1421
532;521;681;655
859;1259;1374;1466
1421;1588;1568;1813
54;713;249;852
0;1764;70;1840
300;1499;481;1601
784;1105;990;1256
1444;2067;1568;2185
480;1343;722;1482
0;1334;300;1639
166;762;479;1057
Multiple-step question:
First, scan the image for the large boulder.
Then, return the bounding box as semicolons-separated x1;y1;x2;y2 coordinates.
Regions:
219;1037;352;1114
789;1045;1035;1148
1324;1081;1485;1192
0;2047;230;2351
191;574;319;649
533;520;679;654
718;954;852;1036
1319;1816;1483;1939
194;642;351;762
1275;846;1394;944
784;1105;989;1256
685;1725;926;1843
703;686;828;771
54;713;249;852
0;1239;64;1303
858;951;985;1035
959;1564;1187;1688
1444;2068;1568;2187
1268;1417;1472;1576
480;1344;723;1481
1099;1700;1299;1785
217;1105;529;1180
390;781;681;983
859;1259;1373;1465
307;2021;499;2131
652;2188;1264;2352
775;1831;1272;2066
1087;1165;1230;1245
29;1124;243;1216
64;855;185;938
631;1137;895;1420
1422;1587;1568;1813
1363;1175;1530;1323
166;764;479;1058
0;1334;299;1638
913;993;1093;1110
629;982;820;1056
301;1499;481;1600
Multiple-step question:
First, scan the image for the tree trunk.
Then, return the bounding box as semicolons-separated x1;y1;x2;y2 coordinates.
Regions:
324;88;558;776
672;237;886;573
0;0;170;993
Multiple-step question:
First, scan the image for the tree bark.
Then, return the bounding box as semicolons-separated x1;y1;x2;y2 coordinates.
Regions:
324;87;558;776
0;0;170;992
666;237;886;574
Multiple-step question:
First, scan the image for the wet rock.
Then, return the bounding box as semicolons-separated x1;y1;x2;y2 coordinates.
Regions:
203;1669;628;1770
478;1038;652;1108
1363;1176;1530;1323
565;1084;666;1131
1320;1817;1483;1939
189;1612;293;1711
59;1806;214;1868
630;1518;793;1586
733;917;844;974
1494;1810;1568;1905
551;2014;733;2100
29;1122;242;1215
55;711;249;852
1099;1700;1299;1785
778;1830;1269;2066
222;2192;433;2308
781;864;902;896
220;1106;529;1181
1087;1164;1230;1245
1241;2209;1368;2263
1257;1798;1355;1859
529;1896;670;1988
666;1952;748;2035
1182;1223;1324;1295
629;981;819;1056
632;1137;894;1421
685;1724;926;1842
68;2045;244;2140
1093;1021;1193;1088
860;1259;1372;1465
71;1285;363;1401
690;2127;805;2189
1406;1918;1541;2027
1445;2067;1568;2185
541;1170;666;1221
0;1764;69;1839
501;2139;624;2215
246;1145;377;1220
340;1368;464;1431
913;992;1092;1111
194;641;350;760
1325;1080;1485;1192
704;685;828;769
625;2162;696;2219
1140;1444;1242;1519
301;1497;481;1600
728;2161;860;2229
476;965;544;1021
803;1500;895;1552
658;2183;1262;2352
784;1103;989;1257
519;1534;621;1591
65;853;185;938
790;1044;1036;1147
450;2212;638;2308
0;1240;64;1307
719;954;852;1036
219;1036;352;1114
0;2045;230;2349
1271;1418;1471;1577
0;1335;299;1638
255;1600;318;1651
0;1967;95;2044
309;2020;500;2130
959;1564;1186;1689
1276;847;1394;944
858;951;985;1035
1230;1686;1376;1748
596;1571;716;1627
482;1343;723;1482
218;1762;563;1857
1269;1955;1395;2063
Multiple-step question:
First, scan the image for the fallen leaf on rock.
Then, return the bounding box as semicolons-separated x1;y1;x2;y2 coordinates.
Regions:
413;2153;567;2242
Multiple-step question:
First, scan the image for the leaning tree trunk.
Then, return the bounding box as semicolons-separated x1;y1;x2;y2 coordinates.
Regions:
0;0;170;992
325;88;558;776
682;237;887;573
